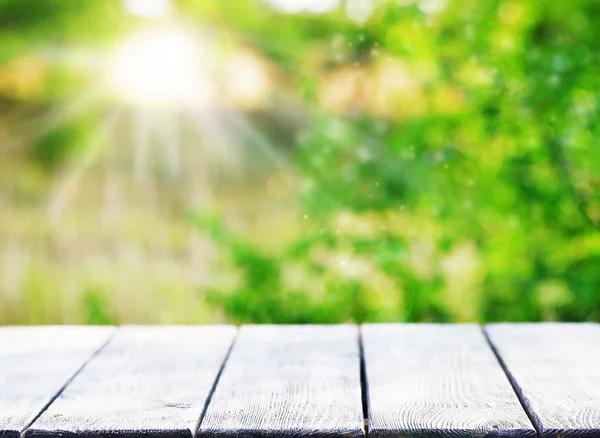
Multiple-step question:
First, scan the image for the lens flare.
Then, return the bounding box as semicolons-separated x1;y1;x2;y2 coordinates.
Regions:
124;0;172;17
108;27;215;108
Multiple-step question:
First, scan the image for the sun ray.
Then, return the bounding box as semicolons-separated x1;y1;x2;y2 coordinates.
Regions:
133;109;152;183
220;107;291;170
160;111;181;180
101;112;123;225
4;89;103;158
47;109;122;224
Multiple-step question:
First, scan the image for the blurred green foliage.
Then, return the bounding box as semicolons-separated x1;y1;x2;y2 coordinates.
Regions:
1;0;599;324
190;0;600;323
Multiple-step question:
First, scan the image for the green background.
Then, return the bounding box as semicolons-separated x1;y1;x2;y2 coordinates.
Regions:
0;0;599;324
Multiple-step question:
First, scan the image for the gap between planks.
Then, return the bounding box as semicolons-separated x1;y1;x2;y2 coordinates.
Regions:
192;329;240;437
358;329;370;436
24;326;237;438
18;329;118;438
481;326;542;438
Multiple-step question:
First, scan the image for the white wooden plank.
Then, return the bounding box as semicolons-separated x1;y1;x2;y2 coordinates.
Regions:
362;323;535;438
0;326;114;438
26;326;236;438
486;323;600;438
198;325;365;438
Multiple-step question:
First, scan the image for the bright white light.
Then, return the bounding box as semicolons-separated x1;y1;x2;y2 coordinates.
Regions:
108;28;215;108
266;0;340;14
124;0;172;17
346;0;374;24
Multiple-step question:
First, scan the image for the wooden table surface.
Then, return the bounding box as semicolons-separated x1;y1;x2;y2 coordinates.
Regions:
1;324;598;438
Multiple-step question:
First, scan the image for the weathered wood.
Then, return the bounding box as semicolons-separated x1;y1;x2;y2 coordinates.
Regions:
485;323;600;438
362;323;535;438
26;325;236;438
198;325;365;438
0;326;114;438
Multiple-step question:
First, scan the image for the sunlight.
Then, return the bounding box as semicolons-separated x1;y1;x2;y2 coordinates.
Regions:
266;0;340;14
133;109;151;182
6;89;100;150
107;27;215;108
48;111;122;223
124;0;172;18
159;112;181;180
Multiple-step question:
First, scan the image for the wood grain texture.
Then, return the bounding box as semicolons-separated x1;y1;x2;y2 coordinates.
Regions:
0;326;115;438
485;323;600;438
198;325;365;438
25;325;237;438
362;324;535;438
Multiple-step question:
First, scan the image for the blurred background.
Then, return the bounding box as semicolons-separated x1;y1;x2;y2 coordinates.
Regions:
1;0;599;325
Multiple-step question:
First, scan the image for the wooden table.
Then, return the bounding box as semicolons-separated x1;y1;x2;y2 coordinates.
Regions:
1;324;598;438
